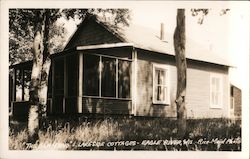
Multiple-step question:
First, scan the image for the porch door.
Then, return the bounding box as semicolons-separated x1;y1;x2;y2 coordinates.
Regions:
53;57;64;114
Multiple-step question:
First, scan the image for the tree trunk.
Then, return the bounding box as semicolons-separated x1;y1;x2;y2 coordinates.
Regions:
39;9;51;129
28;23;44;143
28;10;51;144
38;58;51;129
174;9;187;138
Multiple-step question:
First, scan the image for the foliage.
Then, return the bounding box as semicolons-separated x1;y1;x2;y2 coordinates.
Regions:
62;8;130;26
9;8;131;66
9;10;33;65
9;117;241;151
9;9;66;65
191;8;230;24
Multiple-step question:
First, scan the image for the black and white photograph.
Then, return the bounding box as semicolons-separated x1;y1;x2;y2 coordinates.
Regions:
0;1;249;159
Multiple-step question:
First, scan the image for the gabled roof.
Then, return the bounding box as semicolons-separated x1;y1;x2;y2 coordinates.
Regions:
65;14;231;67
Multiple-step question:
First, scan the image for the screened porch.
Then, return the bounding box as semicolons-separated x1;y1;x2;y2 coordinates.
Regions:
9;43;137;117
51;43;136;115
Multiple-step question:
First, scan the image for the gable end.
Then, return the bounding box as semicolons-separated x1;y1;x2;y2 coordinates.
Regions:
64;17;123;50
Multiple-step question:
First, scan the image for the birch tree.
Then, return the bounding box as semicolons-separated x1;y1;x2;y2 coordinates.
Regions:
28;9;55;143
9;8;130;143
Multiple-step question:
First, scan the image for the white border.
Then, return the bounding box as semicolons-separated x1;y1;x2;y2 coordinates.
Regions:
1;1;249;159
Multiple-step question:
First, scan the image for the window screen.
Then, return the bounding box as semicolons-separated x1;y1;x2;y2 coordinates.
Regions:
101;57;116;97
118;60;131;98
83;54;100;96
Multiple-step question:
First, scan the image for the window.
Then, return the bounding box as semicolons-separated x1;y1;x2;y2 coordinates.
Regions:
210;74;223;108
83;53;131;99
153;64;169;104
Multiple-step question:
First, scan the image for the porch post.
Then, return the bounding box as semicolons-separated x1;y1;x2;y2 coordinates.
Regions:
63;56;67;114
132;47;137;116
115;58;118;98
12;69;16;101
11;69;16;115
51;59;55;114
78;53;83;113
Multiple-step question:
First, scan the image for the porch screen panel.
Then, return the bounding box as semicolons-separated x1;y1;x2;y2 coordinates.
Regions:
23;69;31;101
83;54;99;96
54;57;64;114
67;54;78;96
118;60;131;98
48;68;52;98
101;57;116;97
15;70;22;101
54;58;64;94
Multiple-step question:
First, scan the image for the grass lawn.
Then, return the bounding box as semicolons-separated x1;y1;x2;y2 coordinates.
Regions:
9;115;241;151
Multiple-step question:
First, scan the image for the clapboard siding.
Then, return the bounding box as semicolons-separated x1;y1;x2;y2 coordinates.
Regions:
82;97;132;114
50;96;132;115
136;50;177;117
65;19;122;49
186;62;229;118
135;49;230;118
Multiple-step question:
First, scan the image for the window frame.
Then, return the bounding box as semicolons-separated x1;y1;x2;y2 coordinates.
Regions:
210;73;223;109
152;64;170;105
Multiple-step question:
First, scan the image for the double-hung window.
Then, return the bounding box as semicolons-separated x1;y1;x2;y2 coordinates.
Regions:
153;64;170;104
210;74;223;108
